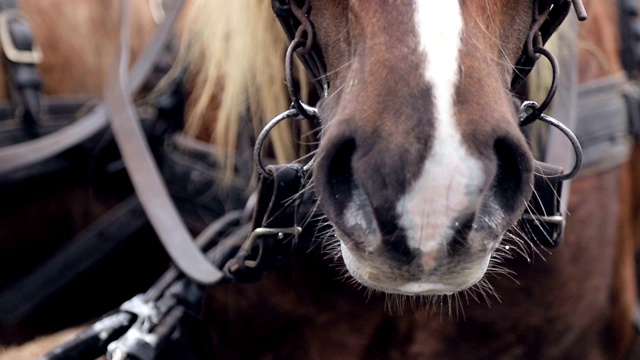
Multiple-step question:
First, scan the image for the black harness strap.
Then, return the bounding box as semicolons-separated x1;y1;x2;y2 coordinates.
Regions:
618;0;640;139
42;213;249;360
0;196;148;324
618;0;640;78
0;0;42;129
518;162;565;247
224;164;306;282
520;14;580;248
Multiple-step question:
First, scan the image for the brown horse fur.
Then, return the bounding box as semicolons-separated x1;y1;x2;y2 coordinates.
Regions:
3;0;640;359
16;0;155;96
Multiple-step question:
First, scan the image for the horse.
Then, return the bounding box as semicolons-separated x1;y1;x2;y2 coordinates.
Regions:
2;0;639;359
174;0;639;358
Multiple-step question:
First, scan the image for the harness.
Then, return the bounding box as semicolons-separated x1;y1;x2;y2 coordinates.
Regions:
24;0;640;358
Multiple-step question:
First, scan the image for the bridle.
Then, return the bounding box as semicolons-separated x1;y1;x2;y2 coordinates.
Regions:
264;0;588;247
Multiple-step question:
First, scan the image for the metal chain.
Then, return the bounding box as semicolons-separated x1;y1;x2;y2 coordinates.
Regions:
520;1;558;126
255;0;319;177
285;0;317;121
518;0;585;181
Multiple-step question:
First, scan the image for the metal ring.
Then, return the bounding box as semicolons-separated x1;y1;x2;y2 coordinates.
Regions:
519;46;559;126
520;101;583;181
254;104;318;176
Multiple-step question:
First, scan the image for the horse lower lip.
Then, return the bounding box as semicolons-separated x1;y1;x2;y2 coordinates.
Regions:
396;282;459;295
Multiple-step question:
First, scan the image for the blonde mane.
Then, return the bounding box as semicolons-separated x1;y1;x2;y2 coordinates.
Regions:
176;0;310;175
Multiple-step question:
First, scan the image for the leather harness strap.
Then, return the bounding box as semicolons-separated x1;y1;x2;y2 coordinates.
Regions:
106;0;223;285
0;0;42;128
618;0;640;141
618;0;640;78
574;73;636;176
0;196;149;323
224;164;305;282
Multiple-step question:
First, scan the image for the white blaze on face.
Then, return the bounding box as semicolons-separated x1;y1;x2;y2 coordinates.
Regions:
396;1;485;258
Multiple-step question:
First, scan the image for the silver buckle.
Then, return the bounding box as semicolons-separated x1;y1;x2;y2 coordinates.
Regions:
0;10;42;64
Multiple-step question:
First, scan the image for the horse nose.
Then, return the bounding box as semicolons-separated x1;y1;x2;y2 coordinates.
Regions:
486;136;535;217
314;124;386;251
318;133;357;214
314;113;534;259
313;105;534;294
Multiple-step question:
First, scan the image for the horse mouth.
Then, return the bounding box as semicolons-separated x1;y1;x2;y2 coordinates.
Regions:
338;238;493;296
315;109;533;297
326;161;522;296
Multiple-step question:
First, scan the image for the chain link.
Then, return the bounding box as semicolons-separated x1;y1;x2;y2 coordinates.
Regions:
255;0;320;176
517;0;585;180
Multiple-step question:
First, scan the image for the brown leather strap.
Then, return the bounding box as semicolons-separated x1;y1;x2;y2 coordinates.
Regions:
106;0;223;284
0;0;179;176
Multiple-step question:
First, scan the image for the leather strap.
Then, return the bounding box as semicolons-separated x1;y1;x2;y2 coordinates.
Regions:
0;96;94;145
511;0;586;91
0;0;42;127
271;1;328;97
106;0;223;285
618;0;640;77
574;73;634;176
0;196;149;323
519;162;566;247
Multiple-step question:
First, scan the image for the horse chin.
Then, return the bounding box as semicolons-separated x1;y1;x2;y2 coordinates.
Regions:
337;233;495;296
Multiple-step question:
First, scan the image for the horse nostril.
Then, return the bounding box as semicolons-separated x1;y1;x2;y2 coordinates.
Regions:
491;137;532;214
319;136;357;211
